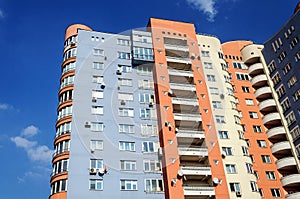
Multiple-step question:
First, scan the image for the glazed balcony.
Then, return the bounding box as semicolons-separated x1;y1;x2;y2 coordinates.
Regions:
248;63;264;76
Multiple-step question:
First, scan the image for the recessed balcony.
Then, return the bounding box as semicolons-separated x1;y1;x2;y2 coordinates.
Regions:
168;68;194;77
255;86;272;100
164;43;189;52
176;129;205;139
181;165;211;176
248;63;264;76
281;174;300;189
183;185;215;196
267;126;287;141
251;74;268;87
241;44;263;64
259;99;277;113
276;157;297;171
263;112;281;126
174;113;201;122
178;147;208;157
271;141;292;157
166;56;191;64
172;97;198;106
170;83;196;92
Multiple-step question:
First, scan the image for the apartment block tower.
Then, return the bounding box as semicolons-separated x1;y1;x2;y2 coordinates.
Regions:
50;17;300;199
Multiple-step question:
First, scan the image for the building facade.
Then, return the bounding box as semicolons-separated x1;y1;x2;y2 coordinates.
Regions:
50;15;300;199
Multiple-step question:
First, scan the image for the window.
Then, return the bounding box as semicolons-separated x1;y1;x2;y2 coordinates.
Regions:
90;159;103;169
118;108;134;117
233;62;247;69
291;126;300;140
242;146;249;156
52;159;69;176
229;183;241;192
242;86;250;93
54;140;70;156
118;93;133;101
286;111;296;126
139;93;154;103
118;78;133;87
118;65;132;73
271;188;281;197
90;140;103;151
281;98;291;112
119;124;134;134
118;52;130;59
61;76;74;88
271;72;281;86
120;180;137;191
137;65;152;75
262;155;271;163
119;141;135;151
283;63;291;75
259;189;264;197
209;87;219;95
145;179;163;192
92;90;103;99
266;171;276;180
203;62;213;69
90;179;103;190
227;87;234;95
245;99;254;106
142;141;157;152
218;131;229;139
222;147;233;156
92;76;104;84
290;36;299;49
140;108;151;119
91;106;103;115
91;122;103;132
120;160;136;171
93;62;104;70
250;181;258;192
51;179;67;194
144;160;161;172
246;163;254;173
295;50;300;62
117;39;130;46
63;48;77;61
268;61;276;73
288;76;297;88
278;51;286;63
276;84;286;98
201;51;210;57
293;89;300;101
56;122;71;137
133;47;154;60
141;124;158;136
207;74;216;82
234;115;241;124
94;49;104;56
212;101;222;109
62;62;75;74
253;125;262;133
236;73;250;81
138;79;154;89
257;140;267;148
249;112;258;119
215;115;225;123
57;106;72;120
226;164;236;173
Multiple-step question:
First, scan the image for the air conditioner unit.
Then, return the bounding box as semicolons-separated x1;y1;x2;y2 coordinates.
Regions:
165;121;170;127
85;122;91;127
89;168;97;175
168;89;173;96
116;70;122;75
92;97;97;102
90;148;95;153
220;94;225;99
149;102;153;107
70;41;76;46
236;192;242;197
101;83;106;89
213;177;222;185
158;147;163;156
121;100;126;105
177;170;184;178
221;151;226;158
175;128;179;133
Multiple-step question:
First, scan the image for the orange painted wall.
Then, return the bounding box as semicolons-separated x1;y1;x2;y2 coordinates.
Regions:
222;41;285;198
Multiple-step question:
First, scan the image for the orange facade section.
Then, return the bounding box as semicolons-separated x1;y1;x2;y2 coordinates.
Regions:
65;24;92;41
222;41;285;198
149;18;229;199
49;192;67;199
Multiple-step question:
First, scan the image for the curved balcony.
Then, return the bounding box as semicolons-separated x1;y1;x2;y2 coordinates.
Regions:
241;44;263;64
267;126;287;141
259;99;277;113
263;112;281;126
271;141;292;156
255;86;272;100
251;74;268;87
281;174;300;189
248;63;264;76
286;192;300;199
276;157;297;171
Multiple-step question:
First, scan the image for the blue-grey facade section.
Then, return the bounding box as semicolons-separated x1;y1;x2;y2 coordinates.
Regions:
67;29;164;198
262;10;300;152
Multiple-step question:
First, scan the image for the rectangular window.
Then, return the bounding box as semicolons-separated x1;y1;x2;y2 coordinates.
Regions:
142;141;157;153
236;73;250;81
226;164;237;173
90;179;103;190
249;112;259;119
222;147;233;156
218;131;229;139
203;62;213;69
266;171;276;180
288;75;297;88
286;111;296;126
246;163;254;173
295;50;300;62
119;141;135;151
271;188;281;197
253;125;262;133
93;62;104;70
94;49;104;56
118;78;133;87
276;84;286;98
278;51;287;63
140;108;156;119
242;86;250;93
291;126;300;140
92;76;104;84
120;160;136;171
118;93;134;101
290;36;299;49
242;146;250;156
261;155;271;163
90;159;103;169
141;124;158;136
91;122;104;132
234;115;241;124
119;124;134;134
120;180;137;191
90;140;103;151
92;90;103;99
250;181;258;192
137;65;152;75
138;79;154;89
139;93;154;103
91;106;103;115
201;51;210;57
212;101;222;109
271;72;281;86
145;179;163;192
133;47;154;60
229;183;241;192
257;140;267;148
144;160;161;172
209;87;219;95
118;65;132;73
283;63;291;75
245;99;254;106
233;62;247;70
118;108;134;117
216;115;225;123
207;74;216;82
281;98;291;112
117;39;130;46
293;89;300;101
118;52;130;59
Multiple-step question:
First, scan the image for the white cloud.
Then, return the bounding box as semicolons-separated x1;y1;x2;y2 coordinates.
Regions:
11;125;53;163
186;0;217;22
0;103;13;110
21;125;39;138
0;9;3;19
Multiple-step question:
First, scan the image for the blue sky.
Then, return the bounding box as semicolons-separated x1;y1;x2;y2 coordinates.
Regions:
0;0;298;198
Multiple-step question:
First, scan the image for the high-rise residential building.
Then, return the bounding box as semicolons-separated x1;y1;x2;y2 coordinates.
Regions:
50;10;300;199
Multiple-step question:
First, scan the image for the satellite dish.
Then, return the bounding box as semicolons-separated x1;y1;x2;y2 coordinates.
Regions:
213;177;220;184
178;170;184;177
